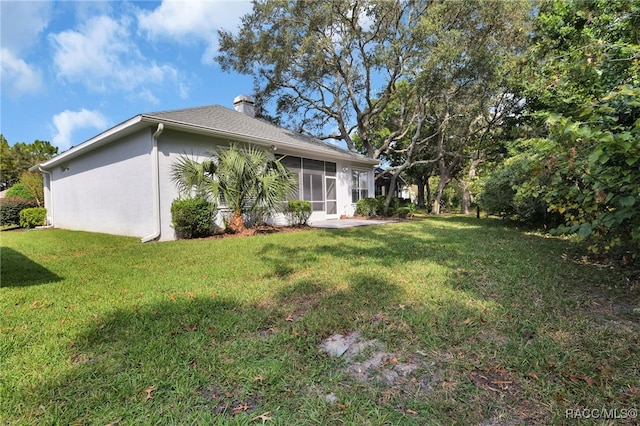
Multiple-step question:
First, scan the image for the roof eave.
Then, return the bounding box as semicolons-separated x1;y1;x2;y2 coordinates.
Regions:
140;115;380;166
31;113;379;172
33;115;147;171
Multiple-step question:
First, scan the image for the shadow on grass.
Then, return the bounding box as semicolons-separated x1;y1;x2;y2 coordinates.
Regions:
21;272;414;424
0;247;61;287
10;217;639;424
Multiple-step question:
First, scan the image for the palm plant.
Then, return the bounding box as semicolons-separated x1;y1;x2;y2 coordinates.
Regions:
170;144;297;233
170;155;218;201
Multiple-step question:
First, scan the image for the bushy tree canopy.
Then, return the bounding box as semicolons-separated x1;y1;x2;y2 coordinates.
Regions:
0;136;57;190
218;0;531;214
480;0;640;258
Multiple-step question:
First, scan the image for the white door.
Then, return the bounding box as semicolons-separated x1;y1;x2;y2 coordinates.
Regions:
325;176;337;219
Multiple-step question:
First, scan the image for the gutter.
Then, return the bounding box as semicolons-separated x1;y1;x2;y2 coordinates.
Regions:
141;123;164;243
37;165;53;226
139;115;381;166
35;115;147;170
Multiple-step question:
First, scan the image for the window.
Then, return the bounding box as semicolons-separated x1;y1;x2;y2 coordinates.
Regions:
277;155;337;213
302;159;324;211
352;170;369;203
279;155;301;200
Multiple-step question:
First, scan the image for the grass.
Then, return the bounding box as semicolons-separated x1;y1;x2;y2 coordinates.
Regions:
1;216;639;425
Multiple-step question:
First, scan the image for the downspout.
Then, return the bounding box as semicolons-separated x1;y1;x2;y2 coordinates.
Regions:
141;123;164;243
37;165;53;226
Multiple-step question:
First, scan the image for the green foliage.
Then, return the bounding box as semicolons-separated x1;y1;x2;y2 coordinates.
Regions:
0;136;15;190
4;172;44;206
528;101;640;252
19;207;46;228
16;171;44;207
379;196;415;216
513;0;640;257
217;0;531;164
284;200;311;226
170;198;216;239
478;154;554;226
0;137;57;189
171;144;296;233
395;207;414;219
356;197;383;217
5;183;33;200
217;1;427;155
0;197;38;226
427;176;462;213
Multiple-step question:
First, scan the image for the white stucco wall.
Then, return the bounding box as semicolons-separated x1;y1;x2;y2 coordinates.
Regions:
47;129;155;237
338;163;376;218
157;130;231;241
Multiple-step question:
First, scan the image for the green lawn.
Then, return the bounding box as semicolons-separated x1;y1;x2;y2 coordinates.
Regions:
1;217;638;425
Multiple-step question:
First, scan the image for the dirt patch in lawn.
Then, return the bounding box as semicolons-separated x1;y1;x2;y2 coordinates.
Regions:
202;225;311;240
318;332;447;419
200;383;263;417
469;366;523;401
584;292;640;333
319;331;438;388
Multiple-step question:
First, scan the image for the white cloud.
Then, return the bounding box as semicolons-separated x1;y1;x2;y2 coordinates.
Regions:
52;109;109;151
0;1;51;97
136;0;252;64
0;1;52;52
1;48;43;96
50;15;185;98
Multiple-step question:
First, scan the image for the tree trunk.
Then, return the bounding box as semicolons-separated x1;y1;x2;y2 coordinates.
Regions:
432;176;449;215
384;171;402;216
432;144;450;215
461;180;471;214
461;156;480;215
228;211;245;233
425;178;431;213
416;175;426;208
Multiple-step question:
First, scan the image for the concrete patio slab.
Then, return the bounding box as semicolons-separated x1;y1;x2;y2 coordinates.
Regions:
309;218;398;228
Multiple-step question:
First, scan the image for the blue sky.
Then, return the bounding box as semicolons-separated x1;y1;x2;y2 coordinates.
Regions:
1;0;256;151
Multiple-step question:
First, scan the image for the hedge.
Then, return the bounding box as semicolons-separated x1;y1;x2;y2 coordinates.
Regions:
5;183;34;201
0;197;38;226
356;197;383;217
19;207;47;228
171;198;216;239
284;200;312;226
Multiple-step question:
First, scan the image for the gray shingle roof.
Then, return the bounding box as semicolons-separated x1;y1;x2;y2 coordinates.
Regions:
143;105;375;162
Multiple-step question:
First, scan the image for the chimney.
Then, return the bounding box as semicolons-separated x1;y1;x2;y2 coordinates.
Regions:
233;94;255;117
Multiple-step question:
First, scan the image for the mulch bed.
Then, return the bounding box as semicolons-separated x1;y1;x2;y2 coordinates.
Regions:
203;225;311;240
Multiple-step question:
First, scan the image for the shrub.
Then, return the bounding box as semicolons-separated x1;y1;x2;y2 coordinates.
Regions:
356;197;383;217
171;198;216;239
477;155;552;226
0;197;38;226
372;196;415;216
17;171;44;206
19;207;47;228
396;207;411;218
5;183;34;201
284;200;312;226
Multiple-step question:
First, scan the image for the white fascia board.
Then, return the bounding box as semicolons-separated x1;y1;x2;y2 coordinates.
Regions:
31;116;147;171
139;116;380;167
29;113;379;172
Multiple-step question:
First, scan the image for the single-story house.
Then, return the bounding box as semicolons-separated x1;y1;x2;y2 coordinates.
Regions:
374;167;412;200
30;96;379;241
